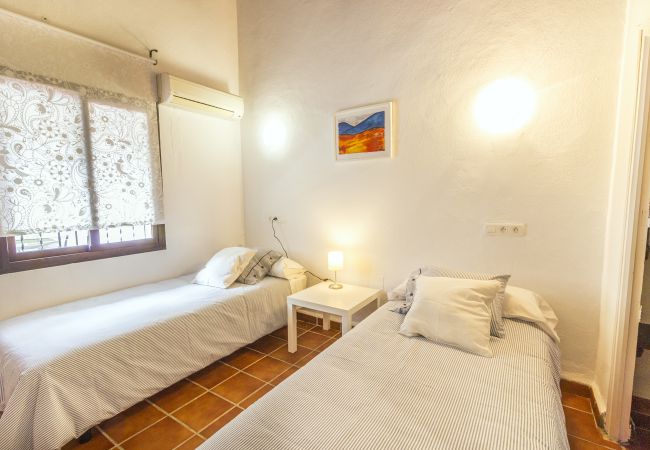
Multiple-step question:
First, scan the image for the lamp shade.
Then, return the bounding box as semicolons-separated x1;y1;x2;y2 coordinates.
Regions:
328;251;344;271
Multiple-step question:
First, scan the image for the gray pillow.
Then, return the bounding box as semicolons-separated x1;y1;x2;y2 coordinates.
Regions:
237;249;284;285
394;266;510;338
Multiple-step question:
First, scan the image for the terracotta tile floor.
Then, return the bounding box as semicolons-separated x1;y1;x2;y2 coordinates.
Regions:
61;314;621;450
561;380;622;449
62;314;340;450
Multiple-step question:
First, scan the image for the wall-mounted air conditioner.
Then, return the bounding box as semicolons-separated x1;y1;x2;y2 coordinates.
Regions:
157;73;244;120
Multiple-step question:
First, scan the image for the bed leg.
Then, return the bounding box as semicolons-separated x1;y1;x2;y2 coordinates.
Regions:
78;429;92;444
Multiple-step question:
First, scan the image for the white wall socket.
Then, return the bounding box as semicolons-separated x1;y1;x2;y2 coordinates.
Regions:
484;223;527;237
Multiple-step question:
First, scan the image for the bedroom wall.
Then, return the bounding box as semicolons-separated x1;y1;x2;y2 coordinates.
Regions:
237;0;625;383
0;0;244;320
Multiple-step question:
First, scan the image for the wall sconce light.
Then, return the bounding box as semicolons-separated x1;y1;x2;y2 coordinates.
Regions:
474;78;536;134
260;114;288;157
327;251;344;289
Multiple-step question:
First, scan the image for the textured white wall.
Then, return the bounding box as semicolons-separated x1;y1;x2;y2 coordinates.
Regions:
0;0;245;319
237;0;625;382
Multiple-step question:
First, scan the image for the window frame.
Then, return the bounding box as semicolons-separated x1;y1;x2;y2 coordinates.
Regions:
0;225;165;275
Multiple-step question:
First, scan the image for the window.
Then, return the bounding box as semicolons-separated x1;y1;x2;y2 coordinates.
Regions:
0;71;165;275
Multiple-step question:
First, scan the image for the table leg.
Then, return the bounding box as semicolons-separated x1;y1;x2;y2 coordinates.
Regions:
288;303;298;353
342;313;352;335
322;312;331;331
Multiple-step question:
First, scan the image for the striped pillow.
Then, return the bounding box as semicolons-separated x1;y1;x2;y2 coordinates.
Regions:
396;266;510;338
237;249;284;285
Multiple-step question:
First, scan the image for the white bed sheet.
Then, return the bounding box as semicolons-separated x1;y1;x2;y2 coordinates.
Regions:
201;301;568;450
0;274;302;449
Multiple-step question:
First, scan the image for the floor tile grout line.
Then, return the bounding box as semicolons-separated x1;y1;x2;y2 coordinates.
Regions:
171;433;204;450
221;346;312;373
95;425;123;449
567;431;620;449
196;405;243;439
143;397;206;442
108;408;168;447
189;363;276;408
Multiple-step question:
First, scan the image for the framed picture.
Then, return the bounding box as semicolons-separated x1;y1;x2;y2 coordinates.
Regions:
335;101;393;160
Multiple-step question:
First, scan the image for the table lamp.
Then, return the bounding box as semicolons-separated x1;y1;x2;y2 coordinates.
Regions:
328;251;343;289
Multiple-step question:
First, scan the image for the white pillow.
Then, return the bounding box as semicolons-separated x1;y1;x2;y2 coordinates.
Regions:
503;285;560;342
194;247;256;288
269;257;306;279
399;276;499;357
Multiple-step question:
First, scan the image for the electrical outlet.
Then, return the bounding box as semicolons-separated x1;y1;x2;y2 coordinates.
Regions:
484;223;527;237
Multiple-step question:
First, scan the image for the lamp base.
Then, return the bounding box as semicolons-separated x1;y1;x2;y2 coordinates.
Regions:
328;282;343;290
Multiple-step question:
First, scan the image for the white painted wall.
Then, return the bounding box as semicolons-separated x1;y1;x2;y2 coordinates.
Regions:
0;0;244;320
237;0;625;382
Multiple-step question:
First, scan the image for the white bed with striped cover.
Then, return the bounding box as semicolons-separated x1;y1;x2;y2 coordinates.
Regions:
200;301;569;450
0;274;304;450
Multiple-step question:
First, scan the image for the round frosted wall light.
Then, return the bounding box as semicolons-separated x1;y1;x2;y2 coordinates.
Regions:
260;115;288;156
473;78;536;134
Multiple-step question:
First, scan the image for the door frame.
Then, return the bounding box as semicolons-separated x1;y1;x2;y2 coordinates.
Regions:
608;33;650;443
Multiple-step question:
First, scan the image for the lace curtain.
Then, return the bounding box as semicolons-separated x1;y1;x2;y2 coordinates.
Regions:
0;66;164;236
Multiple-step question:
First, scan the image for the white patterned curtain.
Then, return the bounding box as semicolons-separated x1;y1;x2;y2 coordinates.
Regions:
0;67;164;236
88;102;159;228
0;76;92;234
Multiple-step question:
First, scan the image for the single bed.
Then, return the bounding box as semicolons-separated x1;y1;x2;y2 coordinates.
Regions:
0;274;305;450
199;301;569;450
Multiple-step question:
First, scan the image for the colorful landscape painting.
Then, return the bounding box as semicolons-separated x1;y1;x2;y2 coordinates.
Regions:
338;111;385;154
335;102;393;160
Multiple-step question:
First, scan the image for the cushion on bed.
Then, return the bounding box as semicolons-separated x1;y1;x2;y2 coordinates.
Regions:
194;247;256;288
399;276;498;357
269;257;306;279
504;285;560;342
237;249;284;285
395;266;510;338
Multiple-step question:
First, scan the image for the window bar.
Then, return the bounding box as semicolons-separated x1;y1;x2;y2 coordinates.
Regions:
75;231;79;247
39;232;43;251
20;235;24;252
58;231;62;249
119;227;123;243
105;229;109;244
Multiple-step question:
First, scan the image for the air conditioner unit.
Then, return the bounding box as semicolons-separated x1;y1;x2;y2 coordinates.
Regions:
157;73;244;120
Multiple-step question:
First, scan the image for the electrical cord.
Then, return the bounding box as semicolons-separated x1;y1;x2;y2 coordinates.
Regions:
305;270;331;283
270;218;330;282
271;218;288;258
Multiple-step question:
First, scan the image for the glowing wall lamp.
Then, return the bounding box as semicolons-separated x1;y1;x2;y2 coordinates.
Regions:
327;251;344;289
260;114;288;157
474;78;536;134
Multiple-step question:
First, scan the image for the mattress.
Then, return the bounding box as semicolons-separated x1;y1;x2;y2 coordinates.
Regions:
200;301;569;450
0;274;302;450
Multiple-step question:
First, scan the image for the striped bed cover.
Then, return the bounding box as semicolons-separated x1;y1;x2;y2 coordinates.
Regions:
0;275;296;450
200;302;569;450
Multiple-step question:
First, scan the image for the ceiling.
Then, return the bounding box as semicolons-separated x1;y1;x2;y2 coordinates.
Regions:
0;0;240;92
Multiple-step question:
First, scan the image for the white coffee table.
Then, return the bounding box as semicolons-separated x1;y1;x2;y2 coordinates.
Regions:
287;282;381;353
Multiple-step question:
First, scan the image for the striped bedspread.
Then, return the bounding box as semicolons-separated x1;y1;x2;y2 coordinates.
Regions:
201;302;569;450
0;275;294;450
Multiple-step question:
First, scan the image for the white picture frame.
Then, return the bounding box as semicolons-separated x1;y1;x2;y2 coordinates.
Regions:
334;101;394;160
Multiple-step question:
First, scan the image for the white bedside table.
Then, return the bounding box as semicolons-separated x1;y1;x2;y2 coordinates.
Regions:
287;282;382;353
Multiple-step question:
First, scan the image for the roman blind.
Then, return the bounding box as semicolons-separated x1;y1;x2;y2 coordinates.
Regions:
0;12;163;237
